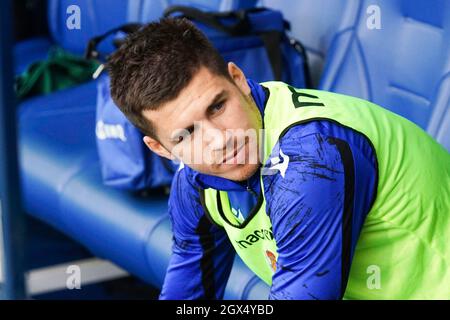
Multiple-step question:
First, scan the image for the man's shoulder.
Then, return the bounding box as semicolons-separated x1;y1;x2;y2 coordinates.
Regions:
278;119;375;157
171;162;197;187
168;163;200;206
263;119;377;190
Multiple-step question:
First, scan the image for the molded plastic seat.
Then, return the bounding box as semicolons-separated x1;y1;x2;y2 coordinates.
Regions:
258;0;360;87
14;37;52;74
318;0;450;150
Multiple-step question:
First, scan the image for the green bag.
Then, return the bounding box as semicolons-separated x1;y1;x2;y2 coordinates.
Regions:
15;46;99;100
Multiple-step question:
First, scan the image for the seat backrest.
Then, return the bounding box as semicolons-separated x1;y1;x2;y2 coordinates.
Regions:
48;0;131;54
136;0;258;25
318;0;450;149
258;0;359;87
47;0;257;54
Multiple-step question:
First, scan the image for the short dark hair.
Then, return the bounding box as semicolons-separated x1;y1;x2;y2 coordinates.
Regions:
107;18;230;140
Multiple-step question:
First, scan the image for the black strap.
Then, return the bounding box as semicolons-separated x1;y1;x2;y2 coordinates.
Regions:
288;37;312;88
84;23;142;60
87;7;311;86
165;6;286;80
164;5;250;36
259;30;283;81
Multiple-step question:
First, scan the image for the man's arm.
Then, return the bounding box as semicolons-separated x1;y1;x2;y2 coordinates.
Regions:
159;166;236;300
265;121;377;299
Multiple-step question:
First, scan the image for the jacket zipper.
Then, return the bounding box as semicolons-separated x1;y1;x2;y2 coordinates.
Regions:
246;179;258;199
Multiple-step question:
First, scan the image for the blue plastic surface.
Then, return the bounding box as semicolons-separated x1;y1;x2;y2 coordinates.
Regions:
258;0;359;87
15;0;450;300
318;0;450;150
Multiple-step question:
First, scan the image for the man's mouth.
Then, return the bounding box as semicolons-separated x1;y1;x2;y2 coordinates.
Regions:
221;139;247;164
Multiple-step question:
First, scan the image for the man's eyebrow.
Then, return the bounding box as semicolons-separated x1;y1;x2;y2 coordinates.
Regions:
169;90;227;142
206;90;227;113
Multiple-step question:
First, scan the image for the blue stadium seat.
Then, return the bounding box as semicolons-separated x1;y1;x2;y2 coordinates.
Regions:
14;37;52;74
18;79;168;286
14;0;257;73
13;1;129;76
18;0;447;299
258;0;360;87
48;0;257;54
46;0;152;55
17;0;262;299
318;0;450;150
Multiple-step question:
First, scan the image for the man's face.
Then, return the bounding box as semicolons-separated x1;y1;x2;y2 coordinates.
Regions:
143;63;263;181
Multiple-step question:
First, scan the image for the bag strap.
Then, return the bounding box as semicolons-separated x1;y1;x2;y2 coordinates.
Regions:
163;5;251;36
288;37;312;88
84;23;142;60
259;31;283;81
165;6;286;80
85;7;312;85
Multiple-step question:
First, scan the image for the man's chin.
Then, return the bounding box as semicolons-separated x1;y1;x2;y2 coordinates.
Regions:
214;162;260;182
186;161;260;181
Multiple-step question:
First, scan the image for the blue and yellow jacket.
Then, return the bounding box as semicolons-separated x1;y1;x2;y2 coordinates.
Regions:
159;80;377;300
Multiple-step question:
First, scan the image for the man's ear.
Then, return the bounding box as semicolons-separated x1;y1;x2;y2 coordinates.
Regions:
228;62;251;95
143;136;176;160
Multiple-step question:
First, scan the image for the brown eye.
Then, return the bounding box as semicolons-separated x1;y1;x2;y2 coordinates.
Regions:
212;104;223;111
176;127;194;144
209;103;225;115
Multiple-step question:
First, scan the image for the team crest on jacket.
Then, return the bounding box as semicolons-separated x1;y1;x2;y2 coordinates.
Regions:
265;249;277;272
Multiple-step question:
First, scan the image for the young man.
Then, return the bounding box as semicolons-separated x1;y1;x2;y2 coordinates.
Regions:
107;18;450;299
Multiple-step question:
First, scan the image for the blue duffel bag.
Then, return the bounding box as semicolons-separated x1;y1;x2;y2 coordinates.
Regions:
95;74;179;191
88;6;310;191
164;6;311;87
86;23;178;191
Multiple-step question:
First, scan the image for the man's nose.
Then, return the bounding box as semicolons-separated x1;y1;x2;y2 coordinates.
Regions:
201;121;226;151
